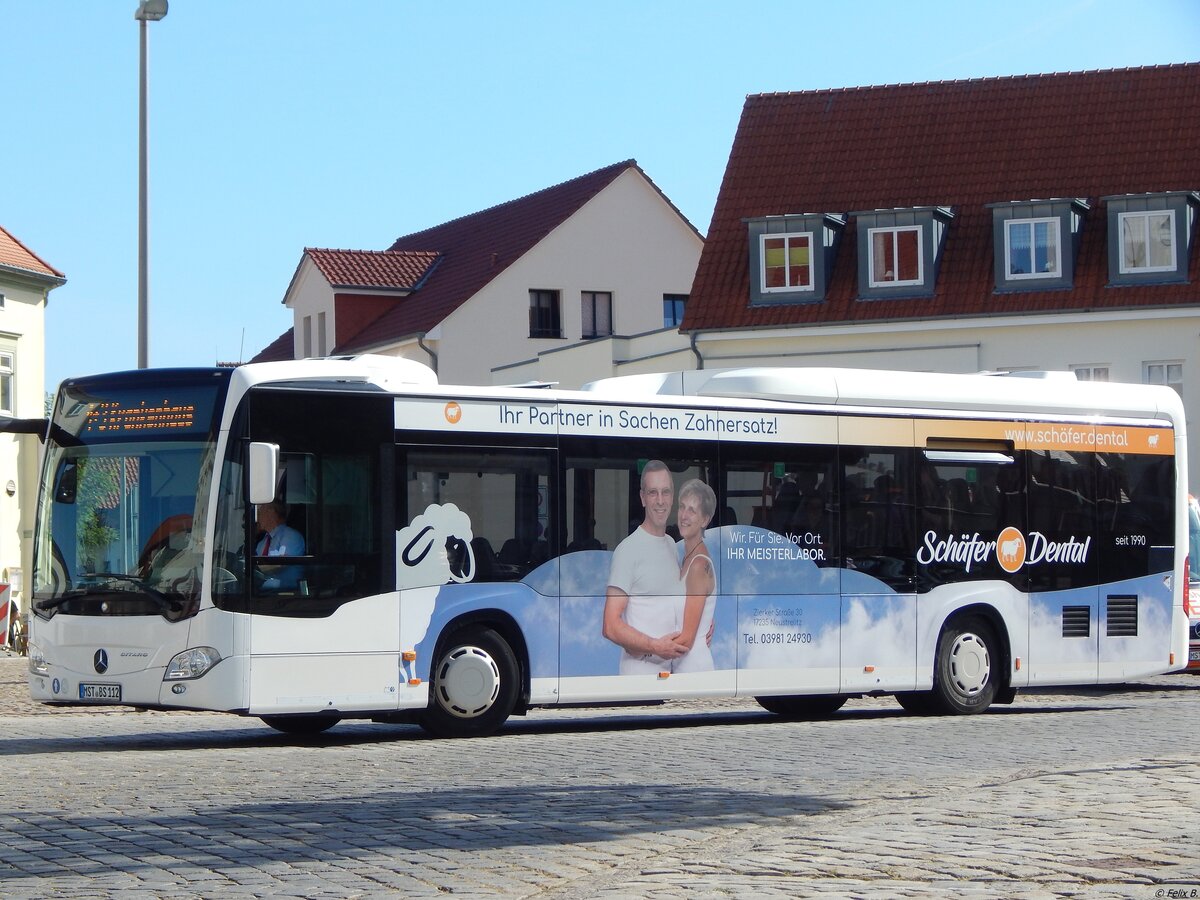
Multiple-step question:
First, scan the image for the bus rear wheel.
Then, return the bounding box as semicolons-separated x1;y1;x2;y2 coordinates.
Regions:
420;627;519;738
756;694;846;718
931;616;999;715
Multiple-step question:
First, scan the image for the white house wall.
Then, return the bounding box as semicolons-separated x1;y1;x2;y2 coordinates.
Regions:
285;258;334;358
435;168;702;385
1;276;48;608
497;326;698;387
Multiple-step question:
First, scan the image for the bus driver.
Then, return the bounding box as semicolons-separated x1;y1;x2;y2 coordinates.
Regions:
254;501;305;590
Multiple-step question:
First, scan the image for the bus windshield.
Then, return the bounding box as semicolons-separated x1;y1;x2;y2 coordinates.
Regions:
32;371;230;621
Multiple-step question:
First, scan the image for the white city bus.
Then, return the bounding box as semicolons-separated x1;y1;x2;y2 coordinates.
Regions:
25;357;1192;736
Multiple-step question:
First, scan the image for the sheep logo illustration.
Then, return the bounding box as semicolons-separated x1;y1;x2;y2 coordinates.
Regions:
396;503;476;590
996;526;1026;574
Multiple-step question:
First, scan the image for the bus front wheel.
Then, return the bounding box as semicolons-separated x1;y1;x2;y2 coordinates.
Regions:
421;627;519;738
931;616;999;715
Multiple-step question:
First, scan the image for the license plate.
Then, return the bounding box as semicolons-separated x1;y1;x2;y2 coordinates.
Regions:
79;683;121;702
1190;648;1200;662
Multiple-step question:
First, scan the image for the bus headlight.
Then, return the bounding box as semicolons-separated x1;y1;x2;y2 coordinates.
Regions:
28;644;48;676
164;647;221;681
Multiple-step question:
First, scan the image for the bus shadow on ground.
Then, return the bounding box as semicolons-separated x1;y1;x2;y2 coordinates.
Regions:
0;698;1124;758
1022;679;1199;697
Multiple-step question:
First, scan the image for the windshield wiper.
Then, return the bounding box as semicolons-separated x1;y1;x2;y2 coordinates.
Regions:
37;573;183;614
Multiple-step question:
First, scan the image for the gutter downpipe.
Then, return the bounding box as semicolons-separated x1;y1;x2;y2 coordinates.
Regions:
417;333;438;375
689;330;704;370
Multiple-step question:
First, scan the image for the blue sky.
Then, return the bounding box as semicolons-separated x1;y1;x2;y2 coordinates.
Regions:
4;0;1198;393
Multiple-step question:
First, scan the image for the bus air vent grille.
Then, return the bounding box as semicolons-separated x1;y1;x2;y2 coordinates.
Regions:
1105;595;1139;637
1061;606;1091;638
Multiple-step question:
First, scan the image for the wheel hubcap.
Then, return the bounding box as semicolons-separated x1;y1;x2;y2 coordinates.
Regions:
948;632;990;697
435;644;501;718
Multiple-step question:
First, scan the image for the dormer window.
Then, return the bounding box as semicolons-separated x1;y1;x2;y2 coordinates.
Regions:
868;226;921;287
1119;209;1175;274
988;199;1087;292
1006;219;1059;277
747;214;845;305
762;233;814;292
1103;191;1199;286
851;207;952;300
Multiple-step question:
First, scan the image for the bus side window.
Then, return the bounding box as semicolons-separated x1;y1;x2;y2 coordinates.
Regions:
561;438;712;555
721;441;838;567
841;446;916;589
399;446;555;585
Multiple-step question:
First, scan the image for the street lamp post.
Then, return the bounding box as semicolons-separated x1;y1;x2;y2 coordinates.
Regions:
135;0;167;369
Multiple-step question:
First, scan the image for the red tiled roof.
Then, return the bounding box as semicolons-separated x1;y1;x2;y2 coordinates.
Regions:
684;64;1200;332
0;225;66;283
336;160;642;353
249;328;294;363
305;248;441;291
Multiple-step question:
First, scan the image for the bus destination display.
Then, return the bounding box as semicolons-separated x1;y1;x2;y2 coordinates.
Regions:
83;399;198;435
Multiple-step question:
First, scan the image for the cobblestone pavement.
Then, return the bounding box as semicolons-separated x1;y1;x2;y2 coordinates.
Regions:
2;652;1198;899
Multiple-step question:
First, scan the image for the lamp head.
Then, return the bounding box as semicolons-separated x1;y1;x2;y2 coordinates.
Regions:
134;0;168;21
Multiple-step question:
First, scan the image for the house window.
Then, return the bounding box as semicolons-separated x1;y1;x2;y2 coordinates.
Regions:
1073;365;1109;382
0;352;13;415
0;292;6;309
581;291;612;339
748;214;845;305
989;199;1086;293
302;316;313;357
852;207;951;301
868;226;922;287
1119;210;1175;274
760;233;814;292
317;311;327;356
1006;219;1060;278
1144;361;1183;397
1104;192;1198;286
529;289;562;338
663;294;687;327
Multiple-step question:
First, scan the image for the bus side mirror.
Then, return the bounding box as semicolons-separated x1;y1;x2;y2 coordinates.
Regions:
248;442;280;505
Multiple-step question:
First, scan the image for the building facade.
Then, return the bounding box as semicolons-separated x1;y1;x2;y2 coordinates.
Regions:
0;225;64;623
255;160;703;386
510;65;1200;481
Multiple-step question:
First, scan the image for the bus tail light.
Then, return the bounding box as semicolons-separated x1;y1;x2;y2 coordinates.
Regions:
1184;556;1192;618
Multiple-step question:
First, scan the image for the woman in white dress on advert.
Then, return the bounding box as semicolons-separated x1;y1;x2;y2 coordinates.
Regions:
673;478;717;673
